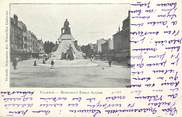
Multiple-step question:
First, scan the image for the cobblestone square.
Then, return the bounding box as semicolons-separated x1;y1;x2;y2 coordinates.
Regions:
10;59;130;88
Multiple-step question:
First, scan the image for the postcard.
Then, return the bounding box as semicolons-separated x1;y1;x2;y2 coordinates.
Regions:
0;0;181;117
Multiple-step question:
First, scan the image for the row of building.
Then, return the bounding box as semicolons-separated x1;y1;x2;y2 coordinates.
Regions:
10;14;44;61
88;12;130;62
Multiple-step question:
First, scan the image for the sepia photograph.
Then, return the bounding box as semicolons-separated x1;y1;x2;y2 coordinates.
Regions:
10;3;130;88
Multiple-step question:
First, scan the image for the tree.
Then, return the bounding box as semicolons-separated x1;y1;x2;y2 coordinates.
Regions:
43;41;56;54
81;44;94;58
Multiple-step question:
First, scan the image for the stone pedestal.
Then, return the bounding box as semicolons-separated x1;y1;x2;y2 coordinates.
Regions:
52;19;83;60
52;34;83;60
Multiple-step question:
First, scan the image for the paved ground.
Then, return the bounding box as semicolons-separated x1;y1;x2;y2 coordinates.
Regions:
10;59;130;88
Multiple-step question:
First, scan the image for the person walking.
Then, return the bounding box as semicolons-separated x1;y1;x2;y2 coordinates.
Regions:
108;57;112;67
90;54;94;61
43;59;46;64
33;60;37;66
12;57;18;70
50;60;55;69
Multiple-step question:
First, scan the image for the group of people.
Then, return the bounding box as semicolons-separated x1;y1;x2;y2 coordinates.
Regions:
12;55;113;70
12;57;55;70
33;58;55;69
89;55;113;67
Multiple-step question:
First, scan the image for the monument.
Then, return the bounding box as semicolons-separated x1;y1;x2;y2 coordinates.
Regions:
52;19;83;60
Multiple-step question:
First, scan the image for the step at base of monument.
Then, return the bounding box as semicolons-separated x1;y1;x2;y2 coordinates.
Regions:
39;59;98;67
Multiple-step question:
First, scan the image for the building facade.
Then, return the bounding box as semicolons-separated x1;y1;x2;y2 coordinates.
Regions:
10;14;44;60
37;40;44;54
96;39;107;53
101;39;113;52
112;12;130;62
10;15;26;60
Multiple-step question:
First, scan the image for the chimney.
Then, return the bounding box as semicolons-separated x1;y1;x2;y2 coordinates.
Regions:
13;14;18;25
118;26;120;32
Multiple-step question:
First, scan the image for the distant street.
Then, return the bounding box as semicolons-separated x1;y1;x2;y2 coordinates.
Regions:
10;59;130;88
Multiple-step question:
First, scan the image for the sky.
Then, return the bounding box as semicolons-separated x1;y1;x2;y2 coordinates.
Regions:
10;3;129;45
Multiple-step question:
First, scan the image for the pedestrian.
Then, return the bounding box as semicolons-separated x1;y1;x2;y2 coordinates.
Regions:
33;60;37;66
12;57;18;70
43;59;45;64
50;60;55;69
108;57;112;67
90;54;94;61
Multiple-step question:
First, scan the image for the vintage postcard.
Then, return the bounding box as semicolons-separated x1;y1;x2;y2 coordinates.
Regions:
0;0;182;117
9;3;130;88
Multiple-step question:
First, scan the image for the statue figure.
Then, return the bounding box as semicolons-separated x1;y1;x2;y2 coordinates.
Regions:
61;19;71;34
64;19;69;28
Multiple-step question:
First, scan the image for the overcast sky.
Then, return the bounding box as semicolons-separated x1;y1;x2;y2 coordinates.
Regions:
10;4;129;45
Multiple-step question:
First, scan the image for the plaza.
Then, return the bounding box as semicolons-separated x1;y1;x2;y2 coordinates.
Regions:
10;7;130;88
10;59;130;88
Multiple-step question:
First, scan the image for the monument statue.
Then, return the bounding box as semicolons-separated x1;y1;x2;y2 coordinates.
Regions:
52;19;83;60
61;19;71;34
